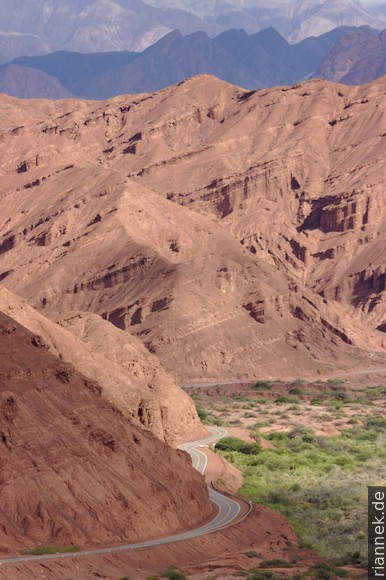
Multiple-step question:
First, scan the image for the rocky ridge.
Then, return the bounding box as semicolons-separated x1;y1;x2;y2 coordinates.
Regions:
0;76;384;381
316;27;386;85
0;310;211;554
0;288;203;443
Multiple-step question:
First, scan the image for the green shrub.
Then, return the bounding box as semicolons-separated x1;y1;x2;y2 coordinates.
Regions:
259;558;292;568
287;428;315;443
289;387;303;395
216;437;261;455
290;483;302;492
252;381;272;391
275;396;290;404
196;406;208;421
267;432;288;442
274;395;300;404
19;545;79;556
335;570;349;578
311;398;324;406
234;396;253;402
365;417;386;431
195;405;222;426
160;566;187;580
332;392;349;402
309;562;349;579
245;550;261;559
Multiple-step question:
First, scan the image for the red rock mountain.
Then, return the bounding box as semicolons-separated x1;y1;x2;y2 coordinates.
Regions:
0;311;210;554
0;288;204;443
0;75;385;381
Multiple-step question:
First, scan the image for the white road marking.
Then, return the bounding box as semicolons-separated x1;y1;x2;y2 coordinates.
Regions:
0;426;247;565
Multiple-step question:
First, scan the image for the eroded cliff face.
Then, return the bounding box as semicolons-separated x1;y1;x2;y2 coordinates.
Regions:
0;311;211;555
0;288;205;443
114;75;386;346
0;76;384;381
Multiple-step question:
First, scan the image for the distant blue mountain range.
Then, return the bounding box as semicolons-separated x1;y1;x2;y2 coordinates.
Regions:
0;26;362;100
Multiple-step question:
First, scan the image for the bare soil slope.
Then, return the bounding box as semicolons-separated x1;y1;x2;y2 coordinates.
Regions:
0;287;203;443
0;310;211;555
0;76;385;380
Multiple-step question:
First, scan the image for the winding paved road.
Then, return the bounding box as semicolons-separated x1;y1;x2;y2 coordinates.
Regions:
0;427;246;566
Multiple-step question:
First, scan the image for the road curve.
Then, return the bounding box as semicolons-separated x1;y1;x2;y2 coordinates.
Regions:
0;427;246;566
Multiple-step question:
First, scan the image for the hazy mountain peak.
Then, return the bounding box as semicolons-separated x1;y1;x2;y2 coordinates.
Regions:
142;0;386;41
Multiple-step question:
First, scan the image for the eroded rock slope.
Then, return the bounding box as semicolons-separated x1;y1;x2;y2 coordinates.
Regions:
0;311;210;554
0;76;385;380
0;288;203;443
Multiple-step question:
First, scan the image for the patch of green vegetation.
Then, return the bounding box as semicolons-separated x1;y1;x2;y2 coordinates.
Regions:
347;418;358;425
275;396;300;404
308;562;350;579
234;396;255;402
289;387;303;395
160;566;187;580
195;405;223;426
363;385;386;400
245;550;261;559
251;381;272;391
251;421;272;430
216;422;386;564
365;417;386;430
216;436;261;455
19;545;80;556
196;405;208;421
258;558;292;568
311;398;324;406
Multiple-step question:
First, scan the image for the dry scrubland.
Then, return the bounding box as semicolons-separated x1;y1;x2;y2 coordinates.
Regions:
186;378;386;578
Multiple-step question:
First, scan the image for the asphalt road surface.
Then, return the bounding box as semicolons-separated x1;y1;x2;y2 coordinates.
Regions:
0;427;245;566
